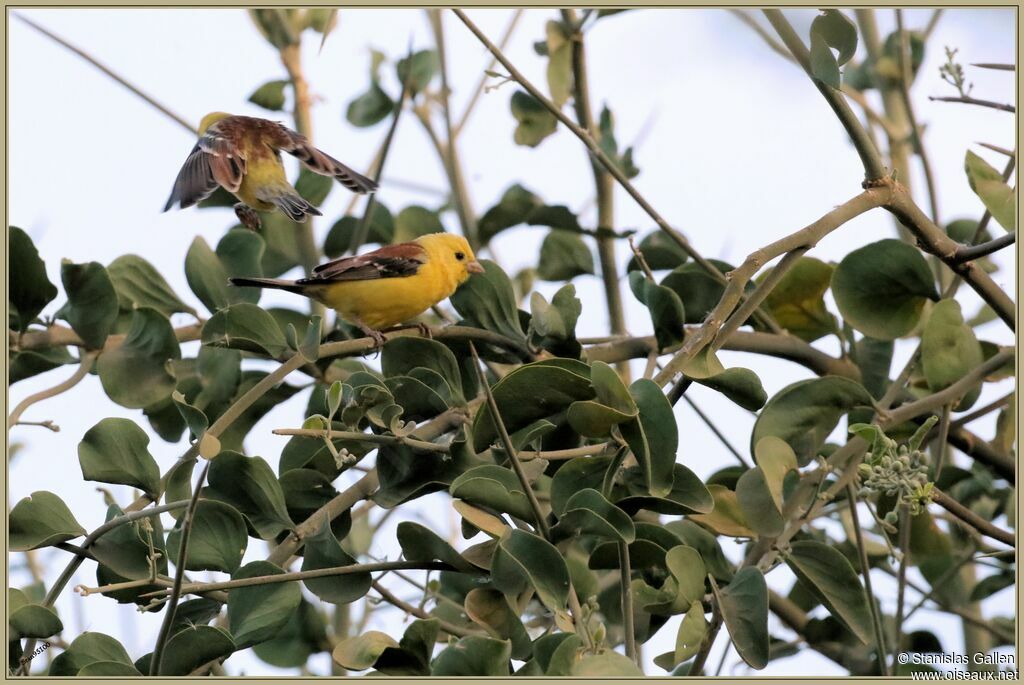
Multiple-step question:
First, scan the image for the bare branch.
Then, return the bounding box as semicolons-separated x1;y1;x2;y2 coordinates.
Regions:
928;95;1015;113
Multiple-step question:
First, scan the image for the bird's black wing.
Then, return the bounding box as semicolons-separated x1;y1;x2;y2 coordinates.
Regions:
302;242;427;283
163;143;219;211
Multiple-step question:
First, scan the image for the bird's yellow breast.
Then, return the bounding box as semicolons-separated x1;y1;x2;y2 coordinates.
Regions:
310;260;458;329
235;143;286;210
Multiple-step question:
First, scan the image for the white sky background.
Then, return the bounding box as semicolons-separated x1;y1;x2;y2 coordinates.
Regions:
8;7;1016;677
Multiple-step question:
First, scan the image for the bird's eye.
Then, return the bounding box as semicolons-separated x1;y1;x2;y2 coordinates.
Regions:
455;252;465;261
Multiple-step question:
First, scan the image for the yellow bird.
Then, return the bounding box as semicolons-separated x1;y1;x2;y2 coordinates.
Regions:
163;112;376;229
229;233;484;344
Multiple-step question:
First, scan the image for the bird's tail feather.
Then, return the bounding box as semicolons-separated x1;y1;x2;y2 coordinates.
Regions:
228;277;305;293
257;186;323;223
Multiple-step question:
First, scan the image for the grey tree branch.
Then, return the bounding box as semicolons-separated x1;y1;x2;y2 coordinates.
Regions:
929;95;1015;113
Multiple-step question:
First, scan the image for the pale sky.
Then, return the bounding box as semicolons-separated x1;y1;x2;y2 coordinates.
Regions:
8;7;1016;676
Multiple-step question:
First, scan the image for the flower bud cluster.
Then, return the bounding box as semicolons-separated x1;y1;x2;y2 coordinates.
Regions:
858;442;933;515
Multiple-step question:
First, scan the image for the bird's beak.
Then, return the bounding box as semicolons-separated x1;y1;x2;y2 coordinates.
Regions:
466;260;485;274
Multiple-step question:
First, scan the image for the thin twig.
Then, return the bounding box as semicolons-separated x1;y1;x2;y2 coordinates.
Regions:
953;232;1016;263
455;8;523;135
896;9;941;227
846;485;890;675
923;9;944;41
13;13;193;133
150;461;211;675
272;428;449;453
617;539;637;665
450;8;778;335
681;395;750;468
932;402;952;482
950;391;1014;430
762;10;887;181
972;62;1014;71
932;488;1015;547
689;577;722;676
893;503;911;669
348;45;414;255
977;142;1016;158
371;580;483;638
8;351;97;428
928;95;1015;113
428;9;479;248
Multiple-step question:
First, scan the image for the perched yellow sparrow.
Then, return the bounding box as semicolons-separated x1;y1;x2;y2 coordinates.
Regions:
164;112;376;229
229;233;484;344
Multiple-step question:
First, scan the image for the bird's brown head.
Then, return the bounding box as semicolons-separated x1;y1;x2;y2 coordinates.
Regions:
198;111;233;135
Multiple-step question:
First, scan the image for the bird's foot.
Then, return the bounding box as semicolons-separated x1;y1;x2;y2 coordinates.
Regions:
234;203;262;231
357;323;387;351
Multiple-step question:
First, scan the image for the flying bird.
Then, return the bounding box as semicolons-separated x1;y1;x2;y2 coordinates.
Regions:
164;112;376;229
229;232;484;345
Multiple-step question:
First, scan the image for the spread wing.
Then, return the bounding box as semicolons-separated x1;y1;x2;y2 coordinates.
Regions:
163;120;248;210
301;242;427;284
271;123;378;194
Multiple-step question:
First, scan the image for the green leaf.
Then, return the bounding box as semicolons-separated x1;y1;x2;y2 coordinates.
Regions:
218;229;267;302
325;204;394;256
809;29;841;89
736;466;784;537
206;451;294;539
510;90;557;147
10;346;77;384
8;589;63;639
654;601;707;670
431;636;511;676
96;307;180;408
451;464;535;522
295;169;333;207
478;184;543;244
202;302;290;358
921;299;984;410
751;376;873;465
661;259;745;325
615;463;713;517
715;566;769;670
832;239;938;339
628;378;678;496
472;358;593;452
757;257;836;342
301;521;372;604
9;226;58;331
78;661;142;676
396;49;439;95
465;588;532;660
9;491;86;551
90;503;168;581
629;272;687;351
450;259;528;349
626;230;689;273
537;229;594;281
166;500;247;573
333;631;398;671
394;205;445;243
373;619;439;675
49;632;133;676
107;254;193;317
397;521;479;572
691;367;768;412
665;519;735;581
157;625;236;676
347;82;394;127
60;260;118;349
969;571;1014;602
78;418;162;498
227;562;302;650
185;236;233;314
689;484;754;538
544;20;573;107
490;530;570;612
965;150;1015;232
248;79;289;111
251;598;328;668
816;10;857;63
785;540;874;644
529;285;582;357
382;336;463;399
551;488;635;543
572;652;644;676
753;436;797;513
